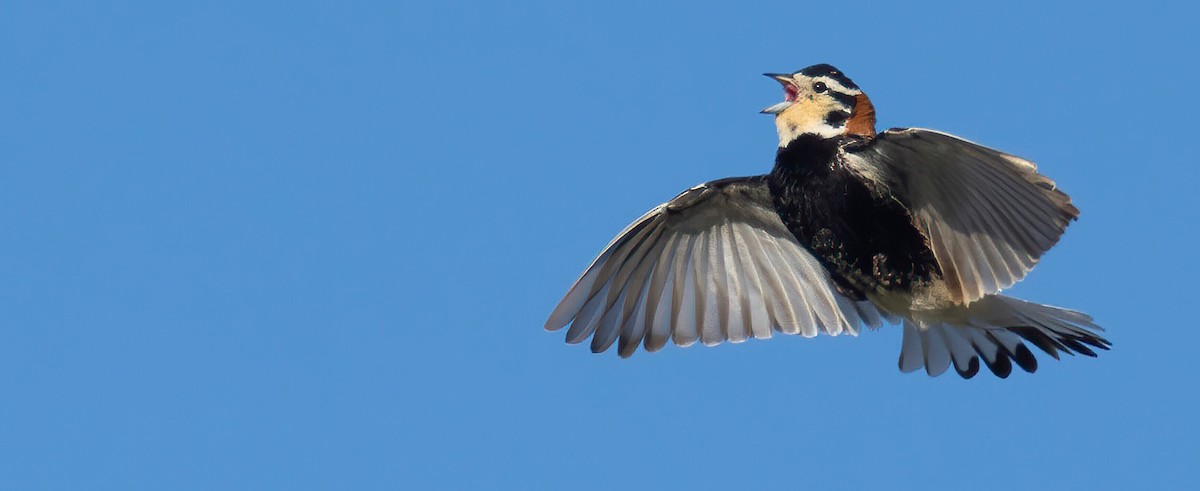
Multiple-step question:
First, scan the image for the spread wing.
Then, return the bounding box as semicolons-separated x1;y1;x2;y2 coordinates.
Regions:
841;128;1079;305
545;176;888;358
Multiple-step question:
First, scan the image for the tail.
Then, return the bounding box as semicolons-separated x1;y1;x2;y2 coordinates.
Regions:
898;295;1110;378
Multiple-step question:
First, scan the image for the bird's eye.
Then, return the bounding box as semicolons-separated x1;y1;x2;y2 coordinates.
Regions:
813;82;828;93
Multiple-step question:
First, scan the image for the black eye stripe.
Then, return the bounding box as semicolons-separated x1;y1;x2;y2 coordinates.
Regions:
828;91;857;108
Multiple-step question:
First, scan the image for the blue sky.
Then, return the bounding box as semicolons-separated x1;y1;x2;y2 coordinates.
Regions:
2;1;1198;489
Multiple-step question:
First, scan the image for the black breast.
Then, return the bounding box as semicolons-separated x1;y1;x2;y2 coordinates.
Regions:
768;135;940;298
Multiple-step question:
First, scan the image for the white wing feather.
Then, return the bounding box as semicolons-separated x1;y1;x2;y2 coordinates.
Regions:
545;177;882;357
842;128;1079;305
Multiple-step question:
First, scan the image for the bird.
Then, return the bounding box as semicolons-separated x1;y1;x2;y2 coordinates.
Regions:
544;63;1108;378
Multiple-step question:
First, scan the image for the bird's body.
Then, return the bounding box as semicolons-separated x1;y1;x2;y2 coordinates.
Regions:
545;64;1108;378
769;133;940;299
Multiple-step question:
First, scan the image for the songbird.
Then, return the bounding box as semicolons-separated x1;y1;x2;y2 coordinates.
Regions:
544;64;1108;378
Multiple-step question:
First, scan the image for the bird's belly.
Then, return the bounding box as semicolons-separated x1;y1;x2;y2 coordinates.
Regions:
771;173;941;300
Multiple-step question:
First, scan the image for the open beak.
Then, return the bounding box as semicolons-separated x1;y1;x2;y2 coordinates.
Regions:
764;73;793;84
761;73;796;115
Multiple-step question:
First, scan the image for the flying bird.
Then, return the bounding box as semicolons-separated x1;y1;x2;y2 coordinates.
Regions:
545;64;1108;378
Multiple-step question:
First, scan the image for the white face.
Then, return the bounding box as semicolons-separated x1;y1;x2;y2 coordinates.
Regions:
765;73;863;145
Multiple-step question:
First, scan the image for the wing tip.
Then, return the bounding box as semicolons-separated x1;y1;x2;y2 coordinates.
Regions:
544;317;568;332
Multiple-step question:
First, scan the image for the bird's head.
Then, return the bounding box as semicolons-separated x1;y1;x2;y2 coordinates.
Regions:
761;64;876;145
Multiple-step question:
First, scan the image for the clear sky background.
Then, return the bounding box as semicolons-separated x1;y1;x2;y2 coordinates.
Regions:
2;1;1198;489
